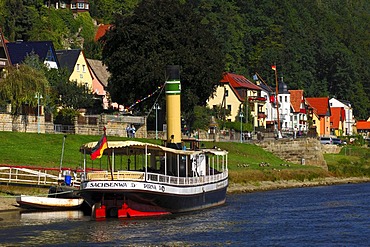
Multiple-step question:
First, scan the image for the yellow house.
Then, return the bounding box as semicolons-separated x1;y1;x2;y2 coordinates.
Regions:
56;49;93;91
207;73;263;124
306;97;331;137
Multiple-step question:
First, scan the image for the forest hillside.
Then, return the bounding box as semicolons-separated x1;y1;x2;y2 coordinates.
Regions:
0;0;369;119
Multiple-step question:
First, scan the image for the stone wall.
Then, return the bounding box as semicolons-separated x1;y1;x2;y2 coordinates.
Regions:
256;138;328;170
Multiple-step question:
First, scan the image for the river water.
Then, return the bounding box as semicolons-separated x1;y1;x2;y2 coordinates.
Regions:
0;183;369;246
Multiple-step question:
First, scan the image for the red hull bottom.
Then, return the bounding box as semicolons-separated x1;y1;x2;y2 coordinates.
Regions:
93;202;171;219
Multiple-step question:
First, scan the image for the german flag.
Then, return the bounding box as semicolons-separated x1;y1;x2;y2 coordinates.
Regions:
90;133;108;160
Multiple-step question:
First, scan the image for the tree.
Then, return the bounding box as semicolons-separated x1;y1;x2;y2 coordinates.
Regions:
102;0;225;128
0;64;49;114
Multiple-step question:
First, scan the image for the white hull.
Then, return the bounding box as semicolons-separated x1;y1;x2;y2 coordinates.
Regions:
16;195;84;210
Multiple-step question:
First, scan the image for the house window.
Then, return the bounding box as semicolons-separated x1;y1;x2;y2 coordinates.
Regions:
80;74;83;79
279;96;282;102
225;90;228;97
285;96;287;102
227;105;231;112
71;3;76;9
313;120;316;124
85;3;89;9
78;3;84;9
76;64;80;72
82;65;86;72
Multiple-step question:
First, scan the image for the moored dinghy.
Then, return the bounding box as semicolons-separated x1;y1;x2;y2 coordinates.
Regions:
78;66;229;219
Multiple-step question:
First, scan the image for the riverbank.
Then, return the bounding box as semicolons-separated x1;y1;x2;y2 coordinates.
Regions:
227;176;370;193
1;176;369;212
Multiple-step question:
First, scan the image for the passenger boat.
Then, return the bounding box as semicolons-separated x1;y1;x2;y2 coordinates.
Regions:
78;66;229;218
79;140;228;218
16;195;84;210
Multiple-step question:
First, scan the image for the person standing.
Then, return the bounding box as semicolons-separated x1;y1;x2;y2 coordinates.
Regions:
131;125;136;138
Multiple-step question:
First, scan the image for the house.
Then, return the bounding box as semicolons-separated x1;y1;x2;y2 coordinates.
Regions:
207;72;263;127
305;97;331;137
0;28;11;74
254;75;275;131
6;40;59;69
330;107;345;136
86;58;110;109
45;0;89;13
95;24;112;42
56;49;93;91
329;98;355;135
355;118;370;138
277;80;292;131
289;90;308;133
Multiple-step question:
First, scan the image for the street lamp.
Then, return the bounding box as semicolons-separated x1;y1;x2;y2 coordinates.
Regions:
154;103;161;139
239;111;244;143
35;92;43;134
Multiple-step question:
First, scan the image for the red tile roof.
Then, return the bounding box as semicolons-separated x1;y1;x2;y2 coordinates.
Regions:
356;120;370;130
289;90;304;113
330;107;345;129
95;24;112;42
221;73;261;91
305;97;331;116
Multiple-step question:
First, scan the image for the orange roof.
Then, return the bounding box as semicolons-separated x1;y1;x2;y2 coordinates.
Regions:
330;107;345;129
289;90;304;113
356;120;370;130
95;24;112;42
305;97;331;116
221;73;261;91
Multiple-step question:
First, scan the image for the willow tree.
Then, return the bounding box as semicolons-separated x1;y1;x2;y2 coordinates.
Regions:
0;64;49;114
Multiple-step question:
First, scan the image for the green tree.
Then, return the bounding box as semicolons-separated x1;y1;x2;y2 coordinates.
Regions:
102;0;225;128
0;64;49;114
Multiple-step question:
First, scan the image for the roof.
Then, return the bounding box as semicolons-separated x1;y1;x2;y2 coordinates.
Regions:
221;73;261;91
86;59;109;87
80;140;228;156
289;90;304;113
6;41;59;66
94;24;112;42
305;97;331;116
330;107;345;129
356;120;370;130
56;49;81;75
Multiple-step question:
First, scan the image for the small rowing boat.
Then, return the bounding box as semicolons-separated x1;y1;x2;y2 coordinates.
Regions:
16;195;84;210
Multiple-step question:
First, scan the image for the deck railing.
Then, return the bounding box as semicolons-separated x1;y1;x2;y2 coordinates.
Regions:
86;170;228;186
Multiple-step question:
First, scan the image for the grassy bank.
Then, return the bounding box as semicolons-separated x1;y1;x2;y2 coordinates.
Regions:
0;132;368;185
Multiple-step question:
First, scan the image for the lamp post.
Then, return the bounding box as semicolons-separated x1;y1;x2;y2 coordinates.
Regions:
154;103;161;139
239;111;244;143
35;92;43;134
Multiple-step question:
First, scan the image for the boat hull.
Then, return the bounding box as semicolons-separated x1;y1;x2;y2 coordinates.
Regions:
79;178;228;216
16;195;84;210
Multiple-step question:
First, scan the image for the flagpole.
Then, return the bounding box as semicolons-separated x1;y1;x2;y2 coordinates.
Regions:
103;127;114;181
273;65;281;137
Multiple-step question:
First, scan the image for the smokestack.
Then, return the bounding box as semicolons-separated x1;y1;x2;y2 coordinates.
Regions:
165;65;181;148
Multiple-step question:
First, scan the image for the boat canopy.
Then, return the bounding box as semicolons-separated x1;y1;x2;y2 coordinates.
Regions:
80;140;228;156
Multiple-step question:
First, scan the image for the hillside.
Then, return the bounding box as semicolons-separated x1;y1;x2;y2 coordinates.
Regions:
0;0;369;118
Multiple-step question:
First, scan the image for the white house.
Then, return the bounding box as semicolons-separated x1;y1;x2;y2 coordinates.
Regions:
329;98;355;135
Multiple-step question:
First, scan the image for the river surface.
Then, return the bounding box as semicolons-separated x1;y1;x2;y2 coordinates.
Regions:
0;183;369;246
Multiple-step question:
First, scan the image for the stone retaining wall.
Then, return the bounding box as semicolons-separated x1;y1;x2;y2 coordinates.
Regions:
256;138;328;170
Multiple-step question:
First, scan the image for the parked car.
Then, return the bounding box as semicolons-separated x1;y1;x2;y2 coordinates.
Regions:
319;137;332;144
332;138;343;145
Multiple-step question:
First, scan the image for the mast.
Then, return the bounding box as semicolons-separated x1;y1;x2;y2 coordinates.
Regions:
272;65;281;136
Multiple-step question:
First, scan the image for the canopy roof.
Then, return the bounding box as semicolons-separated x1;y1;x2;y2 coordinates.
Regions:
80;140;227;156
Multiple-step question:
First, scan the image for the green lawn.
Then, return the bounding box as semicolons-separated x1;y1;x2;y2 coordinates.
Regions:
0;132;367;183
